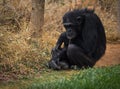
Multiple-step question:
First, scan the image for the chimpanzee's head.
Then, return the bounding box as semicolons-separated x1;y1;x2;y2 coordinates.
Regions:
63;10;85;39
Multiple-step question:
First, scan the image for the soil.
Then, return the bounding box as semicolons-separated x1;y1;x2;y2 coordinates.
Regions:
95;43;120;67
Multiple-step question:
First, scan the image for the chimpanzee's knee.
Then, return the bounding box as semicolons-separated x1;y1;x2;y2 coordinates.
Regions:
67;44;81;65
67;44;82;57
67;44;95;67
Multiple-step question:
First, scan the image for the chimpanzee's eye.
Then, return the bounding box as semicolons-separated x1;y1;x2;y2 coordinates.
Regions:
64;25;68;28
63;22;74;28
64;25;70;28
64;24;75;28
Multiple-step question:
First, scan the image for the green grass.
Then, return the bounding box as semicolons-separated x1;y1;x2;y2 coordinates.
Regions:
27;65;120;89
0;65;120;89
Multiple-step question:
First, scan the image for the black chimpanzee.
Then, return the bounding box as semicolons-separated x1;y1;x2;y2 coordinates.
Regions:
48;8;106;70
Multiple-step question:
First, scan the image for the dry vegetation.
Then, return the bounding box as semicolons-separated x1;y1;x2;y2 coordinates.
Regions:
0;0;119;80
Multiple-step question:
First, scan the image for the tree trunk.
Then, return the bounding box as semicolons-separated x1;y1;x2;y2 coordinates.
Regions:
118;0;120;30
117;0;120;36
29;0;45;37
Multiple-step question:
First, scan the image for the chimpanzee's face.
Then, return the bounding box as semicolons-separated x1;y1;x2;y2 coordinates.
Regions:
63;13;84;40
63;22;77;39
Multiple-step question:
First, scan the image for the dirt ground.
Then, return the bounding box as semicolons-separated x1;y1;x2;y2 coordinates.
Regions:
95;43;120;67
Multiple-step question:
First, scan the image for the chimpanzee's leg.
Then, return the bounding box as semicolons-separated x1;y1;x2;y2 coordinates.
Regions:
67;44;95;68
58;48;71;69
59;48;68;61
49;47;70;70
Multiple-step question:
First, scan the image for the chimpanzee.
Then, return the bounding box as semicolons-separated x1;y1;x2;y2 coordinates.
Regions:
48;8;106;70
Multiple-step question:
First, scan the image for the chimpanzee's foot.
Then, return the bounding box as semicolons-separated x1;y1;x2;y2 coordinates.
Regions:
47;60;61;70
59;61;69;70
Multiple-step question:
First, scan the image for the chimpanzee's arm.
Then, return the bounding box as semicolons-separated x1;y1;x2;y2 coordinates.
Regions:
55;32;67;50
48;32;69;70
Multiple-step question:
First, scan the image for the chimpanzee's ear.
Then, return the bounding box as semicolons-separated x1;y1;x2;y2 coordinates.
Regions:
76;15;85;24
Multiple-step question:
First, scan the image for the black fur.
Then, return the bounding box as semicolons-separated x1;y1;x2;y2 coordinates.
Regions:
48;8;106;70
